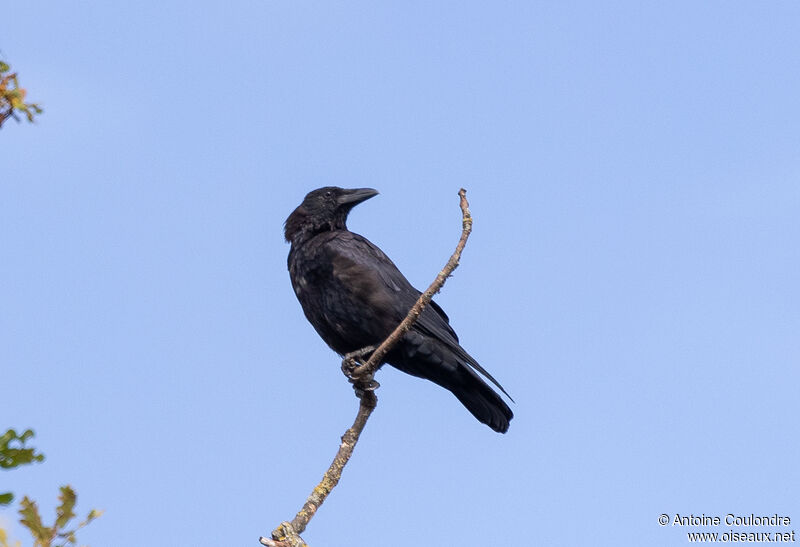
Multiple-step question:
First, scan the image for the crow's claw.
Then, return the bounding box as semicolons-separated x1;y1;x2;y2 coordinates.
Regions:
341;344;377;379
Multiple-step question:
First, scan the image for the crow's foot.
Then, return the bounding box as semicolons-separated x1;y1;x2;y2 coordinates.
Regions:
341;344;377;376
341;345;379;398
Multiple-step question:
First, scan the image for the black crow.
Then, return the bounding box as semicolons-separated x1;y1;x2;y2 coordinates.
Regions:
285;187;513;433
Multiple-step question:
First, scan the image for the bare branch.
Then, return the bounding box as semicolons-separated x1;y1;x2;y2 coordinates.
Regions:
261;188;473;546
353;188;472;380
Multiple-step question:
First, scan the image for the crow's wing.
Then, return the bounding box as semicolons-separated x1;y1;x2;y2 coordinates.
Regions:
323;231;511;400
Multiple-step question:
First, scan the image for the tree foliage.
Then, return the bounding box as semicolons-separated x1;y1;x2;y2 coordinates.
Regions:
1;430;100;546
1;429;45;506
18;486;102;547
0;60;42;128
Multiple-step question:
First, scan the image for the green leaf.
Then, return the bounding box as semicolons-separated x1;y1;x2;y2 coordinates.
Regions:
0;492;13;506
55;486;77;529
0;428;45;469
19;496;53;542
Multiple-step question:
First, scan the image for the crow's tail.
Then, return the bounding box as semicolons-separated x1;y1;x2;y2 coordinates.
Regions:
447;365;513;433
388;340;513;433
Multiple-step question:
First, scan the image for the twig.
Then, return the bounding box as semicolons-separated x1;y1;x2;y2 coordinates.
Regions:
353;188;472;380
260;188;473;547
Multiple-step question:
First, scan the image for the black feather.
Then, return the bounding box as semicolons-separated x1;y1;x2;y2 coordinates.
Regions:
286;187;513;433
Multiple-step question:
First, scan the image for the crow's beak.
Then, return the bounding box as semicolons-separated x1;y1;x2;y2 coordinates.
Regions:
337;188;379;206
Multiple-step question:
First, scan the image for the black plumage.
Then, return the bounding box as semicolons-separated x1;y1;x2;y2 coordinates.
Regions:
285;187;513;433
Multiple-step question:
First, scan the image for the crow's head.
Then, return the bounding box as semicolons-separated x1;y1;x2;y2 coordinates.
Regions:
285;186;378;244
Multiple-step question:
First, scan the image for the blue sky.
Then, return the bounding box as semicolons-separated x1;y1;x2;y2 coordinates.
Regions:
3;2;799;546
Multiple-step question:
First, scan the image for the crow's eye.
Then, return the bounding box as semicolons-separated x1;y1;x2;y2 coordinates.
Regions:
324;191;333;199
